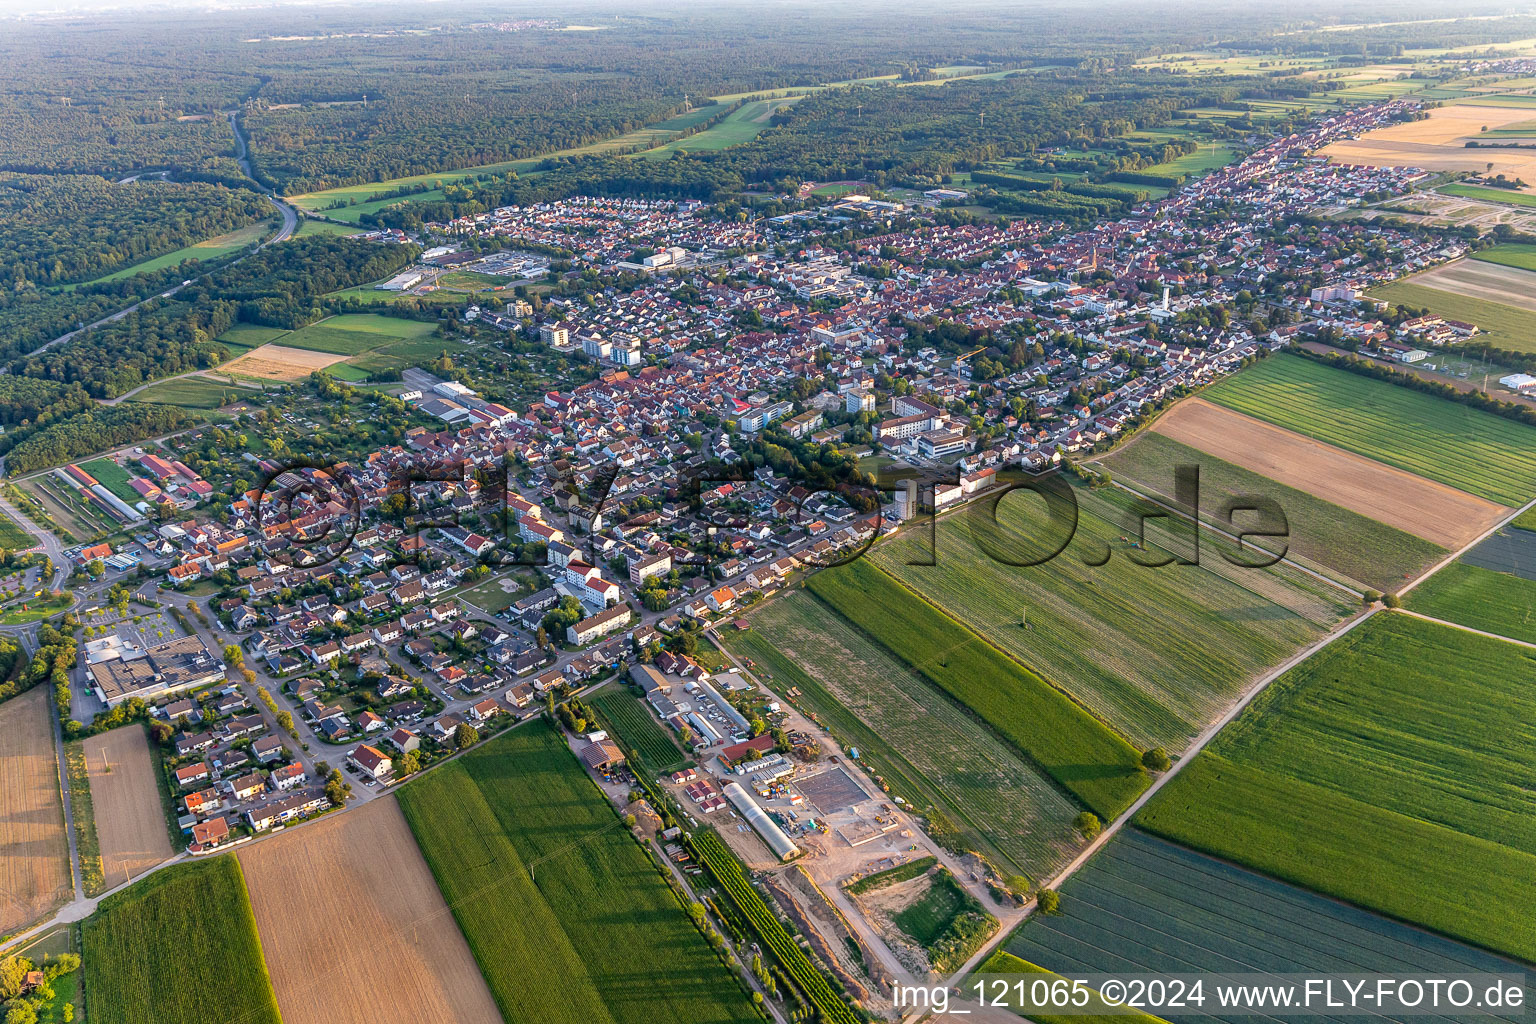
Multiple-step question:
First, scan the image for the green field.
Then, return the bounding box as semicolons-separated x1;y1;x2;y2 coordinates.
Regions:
1442;183;1536;207
292;218;363;237
1368;279;1536;354
1404;560;1536;642
215;323;290;354
82;856;280;1024
589;686;690;774
806;558;1148;819
1471;242;1536;270
77;458;139;503
725;590;1080;879
399;719;756;1024
275;313;438;355
1097;431;1447;591
890;868;997;972
126;375;257;409
638;98;799;160
0;509;32;549
1139;612;1536;961
1143;144;1236;177
870;485;1351;750
1005;829;1533;1024
1202;353;1536;504
72;220;272;288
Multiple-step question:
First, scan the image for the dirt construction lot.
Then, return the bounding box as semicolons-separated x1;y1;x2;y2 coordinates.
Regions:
222;343;347;382
1152;398;1508;548
84;725;173;885
238;796;501;1024
1405;259;1536;312
0;688;72;936
1322;104;1536;178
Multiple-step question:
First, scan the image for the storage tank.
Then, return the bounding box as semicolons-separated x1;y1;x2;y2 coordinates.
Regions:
723;782;798;861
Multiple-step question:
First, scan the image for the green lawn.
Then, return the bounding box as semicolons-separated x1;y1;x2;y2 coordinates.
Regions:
1139;612;1536;961
82;856;280;1024
276;313;438;355
398;719;757;1024
1404;559;1536;642
1471;242;1536;270
0;591;74;624
890;868;997;973
1142;144;1237;177
869;485;1351;750
1368;278;1536;354
892;870;964;944
724;590;1080;880
807;558;1149;819
1202;353;1536;504
1097;431;1447;591
589;686;690;775
78;458;140;503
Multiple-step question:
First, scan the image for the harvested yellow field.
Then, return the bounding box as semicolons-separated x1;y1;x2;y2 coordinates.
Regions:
84;726;173;887
0;689;72;936
1151;398;1507;549
222;344;347;381
237;797;502;1024
1323;104;1536;178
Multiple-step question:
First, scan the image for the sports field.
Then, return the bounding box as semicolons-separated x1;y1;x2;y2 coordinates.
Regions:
83;725;174;888
869;485;1351;751
1136;399;1500;551
588;686;690;775
0;688;72;937
806;558;1148;819
1006;830;1533;1024
399;718;757;1024
1097;430;1447;590
727;590;1081;879
1369;279;1536;352
238;797;500;1024
1201;354;1536;504
1405;559;1536;642
1139;612;1536;961
83;855;281;1024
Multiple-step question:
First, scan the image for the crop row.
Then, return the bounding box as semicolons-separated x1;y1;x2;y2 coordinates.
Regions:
807;559;1147;818
691;831;860;1024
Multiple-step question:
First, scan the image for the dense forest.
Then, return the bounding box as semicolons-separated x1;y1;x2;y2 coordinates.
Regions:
0;174;270;288
359;68;1295;225
0;0;1518;188
11;236;418;398
1;404;200;475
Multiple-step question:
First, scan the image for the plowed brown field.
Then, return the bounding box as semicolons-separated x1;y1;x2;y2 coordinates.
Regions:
237;796;502;1024
0;688;72;936
1152;398;1507;548
84;725;173;886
